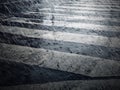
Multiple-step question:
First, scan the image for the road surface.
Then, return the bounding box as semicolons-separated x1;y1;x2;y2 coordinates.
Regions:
0;0;120;90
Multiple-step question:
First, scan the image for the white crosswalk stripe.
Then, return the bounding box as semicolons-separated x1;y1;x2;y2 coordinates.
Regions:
1;26;120;48
54;6;120;11
3;18;120;32
1;43;120;76
7;15;120;22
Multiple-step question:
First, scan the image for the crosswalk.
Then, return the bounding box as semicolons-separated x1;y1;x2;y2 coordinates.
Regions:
0;0;120;89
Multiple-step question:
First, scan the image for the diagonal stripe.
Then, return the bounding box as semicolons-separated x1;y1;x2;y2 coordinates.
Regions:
11;11;120;20
0;59;92;86
25;11;120;18
28;9;120;16
54;6;120;11
0;59;120;87
0;32;120;60
6;16;120;26
37;8;120;13
62;3;120;7
1;21;120;37
2;19;120;32
1;20;120;37
0;43;120;77
10;12;120;22
1;26;120;48
61;4;120;9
